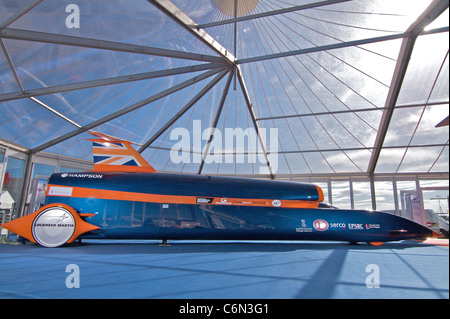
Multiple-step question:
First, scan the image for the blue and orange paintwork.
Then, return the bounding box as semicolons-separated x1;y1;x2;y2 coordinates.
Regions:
1;131;438;246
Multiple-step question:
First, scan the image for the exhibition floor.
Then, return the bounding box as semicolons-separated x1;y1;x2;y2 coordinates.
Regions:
0;239;448;299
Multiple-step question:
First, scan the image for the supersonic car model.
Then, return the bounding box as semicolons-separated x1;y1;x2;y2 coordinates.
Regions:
1;132;440;247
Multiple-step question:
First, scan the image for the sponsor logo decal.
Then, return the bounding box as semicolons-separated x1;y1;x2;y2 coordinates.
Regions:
34;212;75;228
348;223;364;230
217;198;232;205
196;197;214;204
296;219;313;233
32;209;76;247
35;223;74;227
272;200;281;207
313;219;329;231
61;173;103;179
330;223;346;229
48;186;73;197
366;224;381;229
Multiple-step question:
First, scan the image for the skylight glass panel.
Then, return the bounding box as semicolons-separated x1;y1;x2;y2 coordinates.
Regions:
44;131;94;160
0;0;37;25
428;146;449;173
0;46;21;94
2;37;212;92
397;32;449;106
375;147;406;173
0;97;78;149
397;146;448;173
410;104;449;146
7;0;219;57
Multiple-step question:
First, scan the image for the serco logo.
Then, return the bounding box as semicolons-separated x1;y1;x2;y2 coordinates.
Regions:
313;219;329;231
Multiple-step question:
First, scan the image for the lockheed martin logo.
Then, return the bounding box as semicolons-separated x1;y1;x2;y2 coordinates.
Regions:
34;212;75;228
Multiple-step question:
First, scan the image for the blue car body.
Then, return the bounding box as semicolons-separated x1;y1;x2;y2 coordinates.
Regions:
44;171;433;243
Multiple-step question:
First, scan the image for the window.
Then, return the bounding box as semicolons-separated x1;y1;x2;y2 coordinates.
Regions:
32;163;55;179
374;181;395;212
0;147;5;163
3;157;25;213
331;181;351;209
352;181;372;211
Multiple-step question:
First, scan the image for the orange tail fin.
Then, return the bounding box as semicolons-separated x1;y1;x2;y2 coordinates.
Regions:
87;131;157;173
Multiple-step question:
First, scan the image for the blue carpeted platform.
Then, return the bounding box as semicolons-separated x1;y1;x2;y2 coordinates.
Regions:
0;240;448;299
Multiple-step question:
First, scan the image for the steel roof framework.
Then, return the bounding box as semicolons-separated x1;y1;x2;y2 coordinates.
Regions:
0;0;448;179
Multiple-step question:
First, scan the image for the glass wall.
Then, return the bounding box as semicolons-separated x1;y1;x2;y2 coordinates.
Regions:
352;181;372;211
28;163;56;213
331;181;351;209
2;156;25;218
59;166;82;173
374;181;395;212
420;179;449;221
32;163;55;179
307;176;449;222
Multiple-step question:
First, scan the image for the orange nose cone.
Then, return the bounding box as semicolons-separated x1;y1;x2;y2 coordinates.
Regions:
1;204;100;246
1;211;39;243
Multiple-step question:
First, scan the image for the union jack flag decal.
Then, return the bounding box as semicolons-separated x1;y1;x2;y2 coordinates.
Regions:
87;131;157;173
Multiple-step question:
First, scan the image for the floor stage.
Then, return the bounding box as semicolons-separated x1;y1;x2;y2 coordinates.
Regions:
0;239;448;299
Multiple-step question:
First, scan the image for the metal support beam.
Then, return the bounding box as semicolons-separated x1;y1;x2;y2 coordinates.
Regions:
198;69;235;174
138;68;229;153
238;32;408;64
147;0;236;64
0;38;24;93
236;66;275;179
0;62;224;102
256;101;449;121
274;143;449;154
31;67;227;153
370;175;376;210
367;0;449;175
0;28;225;64
29;97;82;128
198;0;351;29
349;179;354;210
393;179;400;214
327;179;332;205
